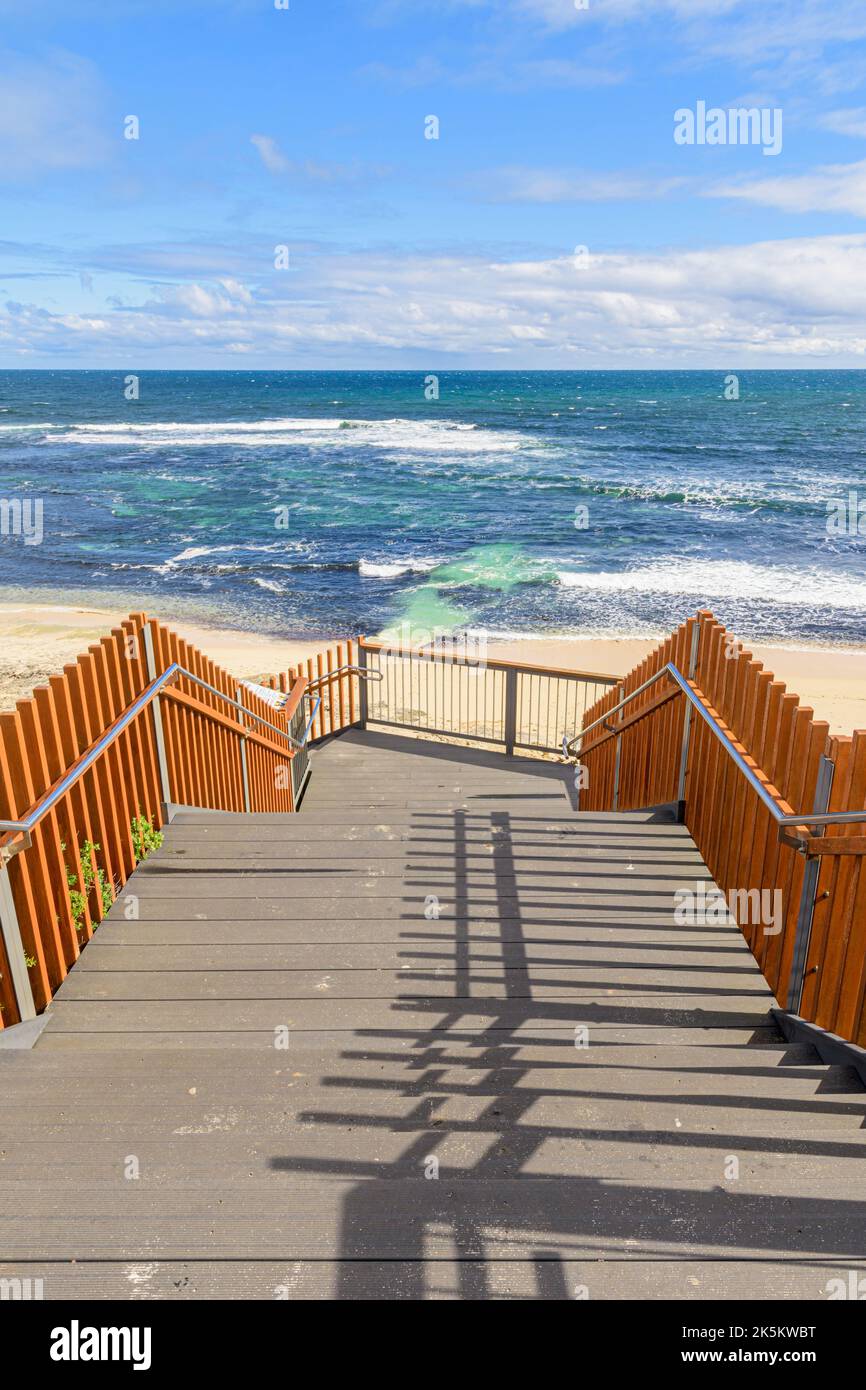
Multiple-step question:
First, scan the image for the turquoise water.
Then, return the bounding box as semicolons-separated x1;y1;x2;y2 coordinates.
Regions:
1;370;864;644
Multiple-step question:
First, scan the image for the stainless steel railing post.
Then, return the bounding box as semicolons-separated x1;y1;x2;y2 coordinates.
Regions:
786;755;835;1014
358;643;370;729
0;860;36;1021
143;622;173;815
503;668;518;756
676;620;702;812
235;686;251;813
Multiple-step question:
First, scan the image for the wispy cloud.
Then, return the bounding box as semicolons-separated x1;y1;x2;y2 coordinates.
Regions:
0;48;110;177
371;0;866;96
361;53;626;90
817;108;866;139
250;133;290;175
473;167;687;203
710;160;866;218
0;0;260;15
250;132;393;185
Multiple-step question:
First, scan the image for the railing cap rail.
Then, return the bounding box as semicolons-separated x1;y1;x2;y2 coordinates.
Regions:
358;636;618;685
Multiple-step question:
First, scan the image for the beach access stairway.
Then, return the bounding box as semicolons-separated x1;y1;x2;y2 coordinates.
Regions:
2;728;865;1300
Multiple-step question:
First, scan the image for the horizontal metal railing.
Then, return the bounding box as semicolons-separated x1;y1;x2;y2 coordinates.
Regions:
305;663;382;690
359;639;618;756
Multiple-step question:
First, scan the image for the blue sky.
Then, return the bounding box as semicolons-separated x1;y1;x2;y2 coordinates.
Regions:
2;0;866;367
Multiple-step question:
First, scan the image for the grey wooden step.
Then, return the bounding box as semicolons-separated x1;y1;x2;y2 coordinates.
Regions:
54;967;775;1002
0;1042;824;1085
94;906;745;928
40;996;778;1035
163;837;701;861
125;871;718;898
2;1056;859;1108
0;1040;815;1071
70;941;763;972
4;1179;866;1260
35;1023;786;1050
3;1135;864;1188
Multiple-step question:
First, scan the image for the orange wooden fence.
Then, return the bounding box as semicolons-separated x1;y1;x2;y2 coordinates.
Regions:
578;610;866;1046
0;613;316;1027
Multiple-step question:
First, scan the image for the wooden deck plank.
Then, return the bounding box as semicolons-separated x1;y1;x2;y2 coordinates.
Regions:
34;1024;786;1051
55;967;775;1001
0;1041;819;1073
123;873;721;898
70;941;761;971
4;1181;866;1261
2;1062;861;1109
3;1131;864;1186
41;995;777;1031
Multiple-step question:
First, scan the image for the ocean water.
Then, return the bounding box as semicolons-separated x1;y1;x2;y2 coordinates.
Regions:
1;370;864;645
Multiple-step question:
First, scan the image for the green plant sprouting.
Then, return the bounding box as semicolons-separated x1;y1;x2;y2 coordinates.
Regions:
131;813;164;864
58;813;162;944
64;839;113;934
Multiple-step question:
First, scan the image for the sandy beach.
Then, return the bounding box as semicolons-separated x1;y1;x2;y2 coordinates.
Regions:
1;601;864;735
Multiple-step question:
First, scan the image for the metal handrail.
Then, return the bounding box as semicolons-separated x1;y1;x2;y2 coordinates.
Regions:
562;666;665;758
178;667;320;751
296;692;323;746
305;664;383;688
562;661;866;831
0;663;319;852
361;637;618;685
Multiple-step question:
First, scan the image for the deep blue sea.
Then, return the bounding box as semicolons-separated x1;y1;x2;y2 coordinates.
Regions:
1;370;865;645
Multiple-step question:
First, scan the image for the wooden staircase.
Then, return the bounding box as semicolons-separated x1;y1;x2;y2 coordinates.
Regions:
1;729;865;1300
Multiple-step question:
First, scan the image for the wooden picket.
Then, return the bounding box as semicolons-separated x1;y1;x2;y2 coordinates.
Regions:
579;609;866;1046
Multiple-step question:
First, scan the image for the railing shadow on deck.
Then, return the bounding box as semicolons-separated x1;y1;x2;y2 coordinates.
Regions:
265;805;866;1300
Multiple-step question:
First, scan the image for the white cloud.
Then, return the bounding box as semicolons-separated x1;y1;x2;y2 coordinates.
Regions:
249;133;393;184
360;53;626;90
0;49;110;177
475;167;686;202
710;160;866;217
425;0;741;29
142;278;254;319
379;0;866;97
818;108;866;139
5;233;866;364
250;133;290;174
499;58;625;88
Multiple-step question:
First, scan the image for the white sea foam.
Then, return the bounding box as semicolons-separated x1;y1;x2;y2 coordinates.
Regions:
556;559;866;611
171;545;231;563
54;417;523;454
359;557;438;578
0;422;55;431
153;542;301;574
